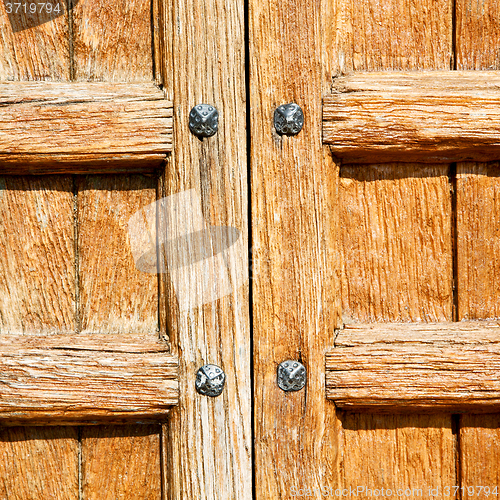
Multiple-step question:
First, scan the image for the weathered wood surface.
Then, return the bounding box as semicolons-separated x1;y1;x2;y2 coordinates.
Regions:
324;71;500;162
0;0;69;81
456;163;500;321
339;414;456;499
327;322;500;410
0;334;177;424
0;82;171;171
0;427;79;500
81;425;161;500
0;8;79;496
340;164;453;323
162;0;252;497
456;2;500;495
77;175;159;334
332;0;452;72
73;0;153;82
250;0;341;496
334;0;456;495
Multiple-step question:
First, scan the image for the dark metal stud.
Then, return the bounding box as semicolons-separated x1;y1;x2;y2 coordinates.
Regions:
195;364;226;397
277;360;306;392
189;104;219;138
274;103;304;136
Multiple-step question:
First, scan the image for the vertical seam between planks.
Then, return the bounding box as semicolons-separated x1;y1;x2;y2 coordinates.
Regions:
451;0;458;70
78;426;83;500
67;0;75;81
450;163;458;323
73;176;81;334
151;0;157;83
244;0;256;497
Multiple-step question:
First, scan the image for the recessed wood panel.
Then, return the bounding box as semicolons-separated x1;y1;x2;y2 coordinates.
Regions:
341;164;453;323
81;425;162;500
72;0;153;82
333;0;452;72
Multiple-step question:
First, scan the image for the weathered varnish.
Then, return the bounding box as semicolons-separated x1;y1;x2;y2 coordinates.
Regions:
0;334;178;424
324;71;500;163
327;322;500;411
0;82;171;172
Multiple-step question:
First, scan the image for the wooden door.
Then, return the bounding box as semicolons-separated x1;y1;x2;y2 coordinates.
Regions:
2;0;500;498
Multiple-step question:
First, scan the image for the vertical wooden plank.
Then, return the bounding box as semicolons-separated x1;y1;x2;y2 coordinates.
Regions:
456;3;500;496
250;0;342;496
72;2;162;497
334;0;456;495
81;425;161;500
456;0;500;70
161;0;252;497
0;8;78;500
0;427;78;500
0;0;69;80
72;0;153;82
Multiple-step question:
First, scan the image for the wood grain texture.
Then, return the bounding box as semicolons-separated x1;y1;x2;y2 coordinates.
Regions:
459;415;500;496
0;334;177;424
0;0;69;80
0;176;75;333
72;3;165;498
250;0;341;496
341;164;453;323
77;175;159;333
456;3;500;495
0;426;78;500
327;322;500;411
324;71;500;163
456;0;500;70
338;414;456;498
72;0;153;82
81;425;161;500
162;0;252;497
456;163;500;320
0;82;171;164
333;0;456;494
332;0;453;73
0;3;79;497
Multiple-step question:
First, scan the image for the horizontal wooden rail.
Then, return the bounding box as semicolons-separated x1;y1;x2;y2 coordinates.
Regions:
326;322;500;412
0;334;178;425
0;82;172;173
323;71;500;163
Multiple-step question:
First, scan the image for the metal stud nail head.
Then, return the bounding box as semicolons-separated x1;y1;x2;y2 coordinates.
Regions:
195;364;226;397
277;360;306;392
189;104;219;138
274;103;304;136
